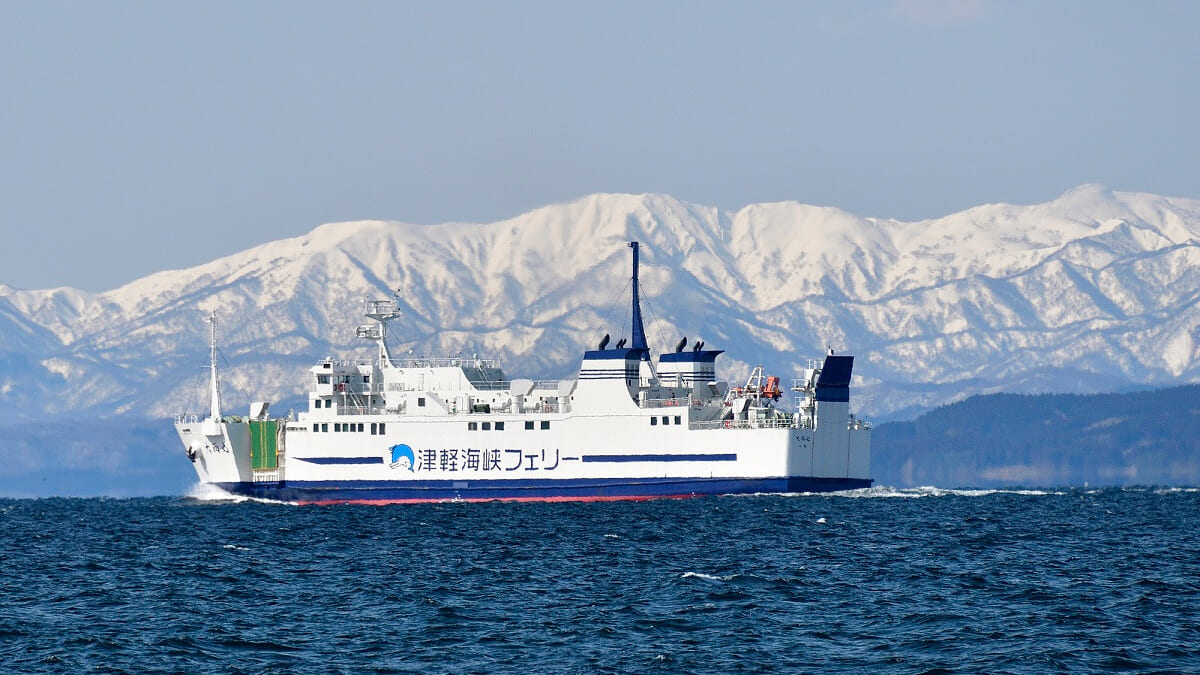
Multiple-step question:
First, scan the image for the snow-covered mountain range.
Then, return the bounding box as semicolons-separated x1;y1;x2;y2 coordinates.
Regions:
3;184;1199;423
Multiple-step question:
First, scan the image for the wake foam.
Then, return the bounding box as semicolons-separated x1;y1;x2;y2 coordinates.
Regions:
1153;487;1200;494
826;486;1063;498
183;483;294;505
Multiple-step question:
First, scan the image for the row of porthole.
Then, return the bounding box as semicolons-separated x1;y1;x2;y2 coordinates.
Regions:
650;416;683;426
467;420;553;431
311;422;365;433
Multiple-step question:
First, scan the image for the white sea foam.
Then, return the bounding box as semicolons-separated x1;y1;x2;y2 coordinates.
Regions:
681;572;738;582
184;483;294;505
185;482;246;502
823;486;1064;499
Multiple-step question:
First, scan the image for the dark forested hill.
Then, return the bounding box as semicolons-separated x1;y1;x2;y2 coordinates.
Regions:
873;385;1200;488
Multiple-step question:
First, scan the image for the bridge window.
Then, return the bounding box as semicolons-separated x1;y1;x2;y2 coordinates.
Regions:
317;374;330;384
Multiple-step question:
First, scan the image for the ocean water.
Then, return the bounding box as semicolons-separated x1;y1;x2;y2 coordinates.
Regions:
1;487;1197;674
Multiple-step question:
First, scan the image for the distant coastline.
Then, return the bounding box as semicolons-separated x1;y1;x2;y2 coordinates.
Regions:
0;385;1197;497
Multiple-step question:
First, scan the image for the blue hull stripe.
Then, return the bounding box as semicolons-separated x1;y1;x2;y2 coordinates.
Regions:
299;457;385;465
581;453;737;463
213;476;873;503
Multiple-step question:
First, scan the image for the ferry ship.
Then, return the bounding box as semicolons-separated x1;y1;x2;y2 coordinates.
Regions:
175;242;872;503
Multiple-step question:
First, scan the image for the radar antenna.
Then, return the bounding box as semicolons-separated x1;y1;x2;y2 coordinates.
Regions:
359;299;402;364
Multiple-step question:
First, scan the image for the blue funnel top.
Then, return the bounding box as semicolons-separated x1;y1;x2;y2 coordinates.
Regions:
629;242;648;351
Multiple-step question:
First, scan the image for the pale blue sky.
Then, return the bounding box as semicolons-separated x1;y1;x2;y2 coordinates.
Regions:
2;1;1197;291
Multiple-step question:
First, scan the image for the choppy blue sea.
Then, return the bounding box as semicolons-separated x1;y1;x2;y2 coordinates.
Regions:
2;486;1198;673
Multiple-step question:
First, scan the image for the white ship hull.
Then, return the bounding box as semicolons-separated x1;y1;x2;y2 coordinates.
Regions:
177;407;871;503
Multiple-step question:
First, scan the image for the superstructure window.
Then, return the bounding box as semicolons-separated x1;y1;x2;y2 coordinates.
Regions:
379;423;385;435
524;421;534;430
661;416;669;426
371;423;377;435
674;416;681;425
482;422;491;431
495;422;505;431
540;421;550;430
321;423;328;433
468;422;478;431
334;423;341;432
650;417;657;426
417;397;426;407
317;375;330;384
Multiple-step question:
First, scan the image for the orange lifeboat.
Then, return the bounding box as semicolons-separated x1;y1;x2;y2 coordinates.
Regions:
763;376;781;400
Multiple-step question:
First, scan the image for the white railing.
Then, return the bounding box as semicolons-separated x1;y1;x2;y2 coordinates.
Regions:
528;401;563;414
334;406;378;416
385;357;500;369
318;360;374;368
470;379;564;392
640;396;698;410
689;417;795;430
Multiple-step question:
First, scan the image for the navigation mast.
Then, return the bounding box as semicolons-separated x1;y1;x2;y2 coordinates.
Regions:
206;311;222;421
359;299;401;364
629;241;648;351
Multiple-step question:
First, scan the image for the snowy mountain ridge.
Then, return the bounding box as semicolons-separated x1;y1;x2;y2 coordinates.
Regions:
2;184;1199;422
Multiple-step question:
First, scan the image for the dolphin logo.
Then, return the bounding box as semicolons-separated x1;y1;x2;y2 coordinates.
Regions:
389;444;415;471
